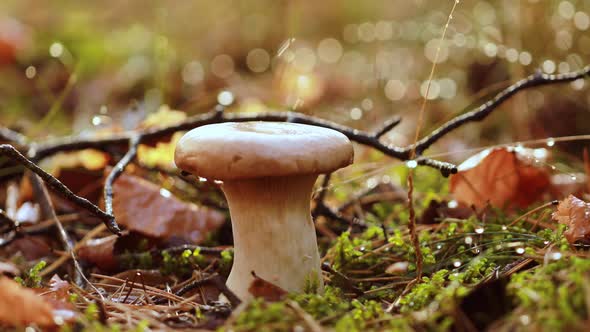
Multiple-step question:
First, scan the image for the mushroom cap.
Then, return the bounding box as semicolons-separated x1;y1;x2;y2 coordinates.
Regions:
174;122;354;180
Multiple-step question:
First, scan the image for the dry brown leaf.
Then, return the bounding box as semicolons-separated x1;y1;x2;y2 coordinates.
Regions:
552;195;590;244
4;236;53;260
78;235;118;271
111;172;226;243
450;148;550;209
0;276;55;327
248;272;288;302
419;200;473;224
40;275;77;323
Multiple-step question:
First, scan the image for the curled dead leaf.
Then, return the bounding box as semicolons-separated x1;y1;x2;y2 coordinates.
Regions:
450;148;550;209
552;195;590;244
248;272;288;302
0;277;55;327
111;172;226;243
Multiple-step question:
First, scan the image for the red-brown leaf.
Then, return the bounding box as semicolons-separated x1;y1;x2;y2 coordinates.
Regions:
77;235;118;271
450;148;550;209
0;277;55;327
248;272;288;302
111;173;226;243
552;195;590;244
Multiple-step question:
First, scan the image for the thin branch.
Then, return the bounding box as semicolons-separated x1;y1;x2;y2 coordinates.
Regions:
165;274;241;307
27;172;85;286
104;135;140;216
372;116;402;139
409;66;590;155
32;111;452;173
0;144;121;234
321;263;364;296
0;126;28;147
314;173;332;208
0;208;19;230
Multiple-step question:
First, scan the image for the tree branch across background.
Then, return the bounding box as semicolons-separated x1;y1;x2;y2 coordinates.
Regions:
0;65;588;237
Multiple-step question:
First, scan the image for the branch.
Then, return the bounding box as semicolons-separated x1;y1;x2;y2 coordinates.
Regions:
32;111;452;173
372;116;402;139
0;144;121;234
409;65;590;155
28;172;85;286
0;126;27;147
163;274;241;307
0;208;19;230
104;135;140;216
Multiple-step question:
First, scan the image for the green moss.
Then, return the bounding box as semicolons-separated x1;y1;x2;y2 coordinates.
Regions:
232;299;297;332
507;257;590;331
161;248;204;275
293;286;350;319
15;260;46;288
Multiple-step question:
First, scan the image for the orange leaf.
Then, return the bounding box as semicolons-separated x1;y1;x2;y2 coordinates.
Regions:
0;277;55;327
450;148;550;209
248;272;288;302
111;173;226;243
552;195;590;244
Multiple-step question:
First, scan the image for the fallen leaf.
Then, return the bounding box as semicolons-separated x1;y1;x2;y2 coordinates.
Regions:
39;275;77;325
4;235;53;260
248;272;288;302
41;149;109;176
419;200;474;224
0;276;55;327
107;269;173;287
450;148;550;209
48;274;70;296
111;172;226;243
78;235;118;271
137;132;183;169
552;195;590;244
138;105;187;129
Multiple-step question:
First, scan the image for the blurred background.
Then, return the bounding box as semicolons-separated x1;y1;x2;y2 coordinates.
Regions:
0;0;589;164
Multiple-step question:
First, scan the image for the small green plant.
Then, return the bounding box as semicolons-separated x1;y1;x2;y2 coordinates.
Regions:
15;260;46;288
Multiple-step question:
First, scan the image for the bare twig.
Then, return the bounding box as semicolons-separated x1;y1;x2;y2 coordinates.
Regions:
104;135;140;216
31;111;453;174
0;64;587;239
0;126;27;147
27;172;85;286
166;274;241;307
321;263;364;297
372;116;402;139
407;66;590;155
0;208;19;231
0;144;121;234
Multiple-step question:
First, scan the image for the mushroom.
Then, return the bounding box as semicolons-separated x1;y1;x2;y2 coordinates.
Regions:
174;122;353;300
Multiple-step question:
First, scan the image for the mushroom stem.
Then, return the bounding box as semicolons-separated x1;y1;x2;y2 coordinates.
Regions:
222;174;323;300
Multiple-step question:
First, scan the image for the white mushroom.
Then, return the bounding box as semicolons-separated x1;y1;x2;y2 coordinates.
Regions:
174;122;353;300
